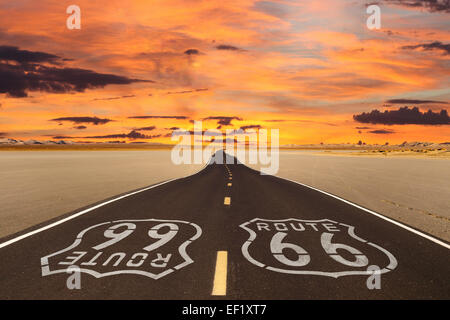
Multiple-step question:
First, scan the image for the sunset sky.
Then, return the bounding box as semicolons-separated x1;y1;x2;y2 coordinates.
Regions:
0;0;449;144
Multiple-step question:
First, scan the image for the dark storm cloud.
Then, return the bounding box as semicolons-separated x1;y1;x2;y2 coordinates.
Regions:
353;107;450;125
0;45;60;64
401;41;450;55
386;98;448;104
0;46;151;98
73;126;87;130
0;63;151;98
184;49;200;55
50;117;114;125
202;116;243;126
368;129;396;134
216;45;241;51
84;131;161;140
128;115;189;120
240;125;262;131
53;131;161;140
134;126;156;131
381;0;450;12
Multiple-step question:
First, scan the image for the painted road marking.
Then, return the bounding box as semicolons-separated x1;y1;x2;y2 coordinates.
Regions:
224;197;231;205
41;219;203;279
212;251;228;296
240;218;397;277
227;183;232;187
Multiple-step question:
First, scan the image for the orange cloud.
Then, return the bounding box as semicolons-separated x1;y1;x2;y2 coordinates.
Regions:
0;0;448;144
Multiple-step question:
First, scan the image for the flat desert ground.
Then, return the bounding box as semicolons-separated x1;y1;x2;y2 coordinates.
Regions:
250;151;449;242
0;151;203;238
0;150;448;242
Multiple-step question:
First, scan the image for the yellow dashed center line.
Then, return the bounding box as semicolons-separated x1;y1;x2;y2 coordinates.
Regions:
224;197;231;205
212;251;228;296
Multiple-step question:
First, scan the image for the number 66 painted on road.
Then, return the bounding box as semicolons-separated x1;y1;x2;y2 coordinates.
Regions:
271;232;369;268
240;218;398;278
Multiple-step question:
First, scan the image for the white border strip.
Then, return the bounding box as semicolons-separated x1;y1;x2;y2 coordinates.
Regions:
278;176;450;250
0;163;210;249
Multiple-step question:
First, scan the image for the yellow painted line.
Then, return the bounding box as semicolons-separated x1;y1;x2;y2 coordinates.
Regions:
224;197;231;205
227;183;232;187
212;251;228;296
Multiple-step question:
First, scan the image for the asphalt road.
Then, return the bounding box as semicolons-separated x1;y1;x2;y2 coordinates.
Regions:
0;152;449;299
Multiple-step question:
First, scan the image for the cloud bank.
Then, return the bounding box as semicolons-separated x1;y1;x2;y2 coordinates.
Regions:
353;107;450;125
0;46;150;97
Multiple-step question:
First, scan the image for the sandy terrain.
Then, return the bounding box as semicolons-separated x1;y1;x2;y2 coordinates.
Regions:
0;150;448;242
249;151;450;242
0;151;202;238
316;149;450;159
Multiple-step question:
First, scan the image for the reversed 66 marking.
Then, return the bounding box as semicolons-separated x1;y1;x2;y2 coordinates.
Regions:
41;219;202;279
240;218;398;278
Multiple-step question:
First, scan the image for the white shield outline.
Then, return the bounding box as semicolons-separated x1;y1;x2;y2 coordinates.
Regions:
240;218;398;278
41;219;202;280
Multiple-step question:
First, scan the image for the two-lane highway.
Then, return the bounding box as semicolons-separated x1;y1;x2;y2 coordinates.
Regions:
0;152;449;299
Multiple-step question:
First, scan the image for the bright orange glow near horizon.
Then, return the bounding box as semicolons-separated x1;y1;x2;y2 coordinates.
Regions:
0;0;449;145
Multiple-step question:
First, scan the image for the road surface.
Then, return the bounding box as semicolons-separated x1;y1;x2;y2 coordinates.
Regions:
0;152;449;299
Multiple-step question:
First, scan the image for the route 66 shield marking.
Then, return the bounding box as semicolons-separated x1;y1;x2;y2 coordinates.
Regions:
240;218;398;278
41;219;202;279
